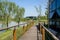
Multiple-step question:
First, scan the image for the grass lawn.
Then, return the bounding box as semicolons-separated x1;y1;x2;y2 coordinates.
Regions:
40;20;47;21
0;27;23;40
0;29;13;40
0;21;34;40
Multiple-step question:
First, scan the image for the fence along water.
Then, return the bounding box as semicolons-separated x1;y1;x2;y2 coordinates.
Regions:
0;21;34;40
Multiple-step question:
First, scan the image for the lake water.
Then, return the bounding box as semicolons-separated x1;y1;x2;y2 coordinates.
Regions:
0;21;27;33
0;21;27;28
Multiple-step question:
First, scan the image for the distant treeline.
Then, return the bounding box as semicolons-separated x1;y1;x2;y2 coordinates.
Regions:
25;16;47;20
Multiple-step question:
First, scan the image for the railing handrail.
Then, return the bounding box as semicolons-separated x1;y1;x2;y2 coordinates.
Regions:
0;22;28;31
0;21;34;40
40;23;59;40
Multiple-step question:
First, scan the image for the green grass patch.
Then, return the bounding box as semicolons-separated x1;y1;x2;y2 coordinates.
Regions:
0;23;34;40
0;29;13;40
0;30;12;38
16;27;23;40
0;27;23;40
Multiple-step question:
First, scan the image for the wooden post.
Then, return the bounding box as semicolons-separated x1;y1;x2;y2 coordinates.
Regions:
27;24;28;29
13;27;16;40
23;25;24;30
42;27;45;40
40;25;42;33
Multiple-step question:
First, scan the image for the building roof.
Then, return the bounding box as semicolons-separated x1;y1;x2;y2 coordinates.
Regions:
49;10;60;19
49;12;54;18
57;10;60;16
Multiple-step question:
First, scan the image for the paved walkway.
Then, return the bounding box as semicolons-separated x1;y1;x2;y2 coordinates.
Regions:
19;26;42;40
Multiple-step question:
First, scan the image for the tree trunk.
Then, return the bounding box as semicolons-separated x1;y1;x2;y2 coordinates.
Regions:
2;23;3;28
18;21;19;27
2;16;5;28
7;16;8;29
18;18;20;27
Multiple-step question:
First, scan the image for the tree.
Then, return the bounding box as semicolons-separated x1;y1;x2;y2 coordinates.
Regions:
0;1;17;28
35;5;42;21
7;2;17;28
0;1;25;28
0;2;7;27
45;9;48;16
14;7;25;27
45;8;48;20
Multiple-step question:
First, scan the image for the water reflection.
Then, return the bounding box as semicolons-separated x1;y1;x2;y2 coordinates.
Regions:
0;21;27;33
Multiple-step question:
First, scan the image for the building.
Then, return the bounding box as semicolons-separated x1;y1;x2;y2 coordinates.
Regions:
26;16;37;20
49;0;60;32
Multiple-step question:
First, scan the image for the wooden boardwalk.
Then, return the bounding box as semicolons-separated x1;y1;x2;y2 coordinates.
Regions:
19;26;42;40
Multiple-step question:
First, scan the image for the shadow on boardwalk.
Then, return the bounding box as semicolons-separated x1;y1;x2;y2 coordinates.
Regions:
19;26;42;40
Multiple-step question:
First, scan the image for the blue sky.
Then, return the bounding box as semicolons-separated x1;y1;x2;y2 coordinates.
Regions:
8;0;48;17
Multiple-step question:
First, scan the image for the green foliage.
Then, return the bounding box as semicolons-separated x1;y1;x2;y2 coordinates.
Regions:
13;7;25;23
35;5;41;19
0;29;12;40
16;27;23;40
45;9;48;16
0;1;25;27
0;1;17;27
40;16;47;20
0;27;23;40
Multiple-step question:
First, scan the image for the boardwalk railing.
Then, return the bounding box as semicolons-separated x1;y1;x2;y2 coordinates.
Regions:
39;23;59;40
0;21;34;40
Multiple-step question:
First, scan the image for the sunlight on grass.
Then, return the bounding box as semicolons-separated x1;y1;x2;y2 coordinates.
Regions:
0;27;23;40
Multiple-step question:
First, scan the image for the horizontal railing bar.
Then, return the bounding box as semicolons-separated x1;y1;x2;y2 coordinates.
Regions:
0;23;28;31
40;23;59;40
